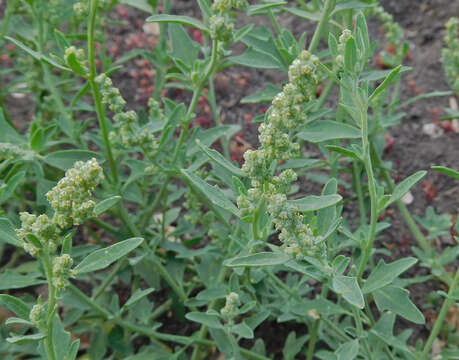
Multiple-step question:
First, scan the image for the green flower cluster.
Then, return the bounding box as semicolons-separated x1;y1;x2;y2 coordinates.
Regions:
17;213;60;256
239;50;323;258
220;292;240;322
334;29;352;68
46;158;104;229
29;303;47;330
96;74;159;157
0;143;33;162
442;17;459;96
52;254;74;289
209;0;248;42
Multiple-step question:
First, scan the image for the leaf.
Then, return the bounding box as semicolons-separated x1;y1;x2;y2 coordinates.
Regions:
297;120;361;143
336;339;359;360
325;145;361;161
224;252;290;267
233;321;254;339
169;24;199;66
74;238;144;274
5;36;70;72
241;83;281;104
0;295;31;319
344;37;357;73
124;288;155;308
181;169;239;217
119;0;153;12
332;275;364;309
44;150;104;171
0;110;25;143
67;339;80;360
289;194;342;212
369;65;402;103
373;286;425;324
432;166;459;180
94;196;122;216
247;2;287;15
146;14;209;32
0;270;45;290
388;171;427;206
229;48;283;69
0;171;26;204
283;7;321;22
185;312;223;329
362;257;417;294
196;140;246;177
7;333;46;344
0;217;22;246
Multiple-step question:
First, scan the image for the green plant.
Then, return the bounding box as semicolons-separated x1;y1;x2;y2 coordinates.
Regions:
0;1;458;359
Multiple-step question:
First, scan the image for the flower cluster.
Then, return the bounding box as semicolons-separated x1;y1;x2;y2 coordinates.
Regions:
47;158;104;229
239;50;324;258
334;29;352;68
52;254;74;289
17;213;60;255
442;17;459;96
0;143;33;162
369;6;406;64
29;303;47;330
212;0;248;13
96;74;159;156
220;292;240;322
209;0;248;42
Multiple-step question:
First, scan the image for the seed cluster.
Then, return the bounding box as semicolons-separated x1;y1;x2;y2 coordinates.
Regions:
443;17;459;96
96;73;159;157
47;158;104;229
52;254;74;289
238;50;324;258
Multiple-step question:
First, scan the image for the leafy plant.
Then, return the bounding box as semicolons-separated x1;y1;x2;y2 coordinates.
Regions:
0;0;458;359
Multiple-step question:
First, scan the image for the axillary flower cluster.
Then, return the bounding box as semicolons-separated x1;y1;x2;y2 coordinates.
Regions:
443;17;459;96
17;159;103;287
209;0;248;42
238;51;325;259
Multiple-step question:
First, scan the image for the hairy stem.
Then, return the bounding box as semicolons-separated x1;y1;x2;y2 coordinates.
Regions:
308;0;336;53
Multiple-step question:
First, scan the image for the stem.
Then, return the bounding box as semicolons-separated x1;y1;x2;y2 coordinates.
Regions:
420;266;459;359
357;109;378;280
43;250;57;360
268;10;282;35
306;286;328;360
353;161;367;226
308;0;336;53
88;0;118;184
208;76;229;158
352;307;372;359
313;80;335;111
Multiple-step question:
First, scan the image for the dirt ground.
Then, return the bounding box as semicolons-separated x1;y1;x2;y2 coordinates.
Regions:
1;0;459;357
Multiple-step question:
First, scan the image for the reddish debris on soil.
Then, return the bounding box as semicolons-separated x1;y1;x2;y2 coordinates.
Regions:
422;180;438;203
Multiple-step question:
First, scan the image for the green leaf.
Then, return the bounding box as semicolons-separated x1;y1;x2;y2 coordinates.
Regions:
325;145;361;161
67;339;80;360
332;275;364;309
30;128;45;152
229;48;283;69
124;288;155;308
185;312;223;329
336;339;359;360
233;321;254;339
0;270;45;290
196;140;246;178
247;2;287;15
119;0;154;12
362;257;417;294
297;120;361;143
66;51;88;77
344;37;357;73
369;65;402;103
283;7;321;21
0;218;22;247
0;110;25;144
169;24;199;66
432;166;459;180
388;171;427;206
373;286;425;324
5;36;70;72
146;14;209;33
94;196;122;216
44;150;104;171
0;294;31;319
0;171;26;204
289;194;342;212
7;333;46;344
241;83;281;104
181;169;239;217
224;252;290;267
74;237;144;274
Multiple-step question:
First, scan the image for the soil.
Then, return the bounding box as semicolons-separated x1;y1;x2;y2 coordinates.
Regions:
1;0;459;358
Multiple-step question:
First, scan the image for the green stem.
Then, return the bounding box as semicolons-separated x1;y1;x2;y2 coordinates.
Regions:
353;161;367;226
313;80;335;111
43;250;57;360
357;109;378;280
88;0;118;184
420;266;459;359
352;307;372;359
92;258;126;300
306;286;329;360
268;10;282;35
308;0;336;53
208;76;229;158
